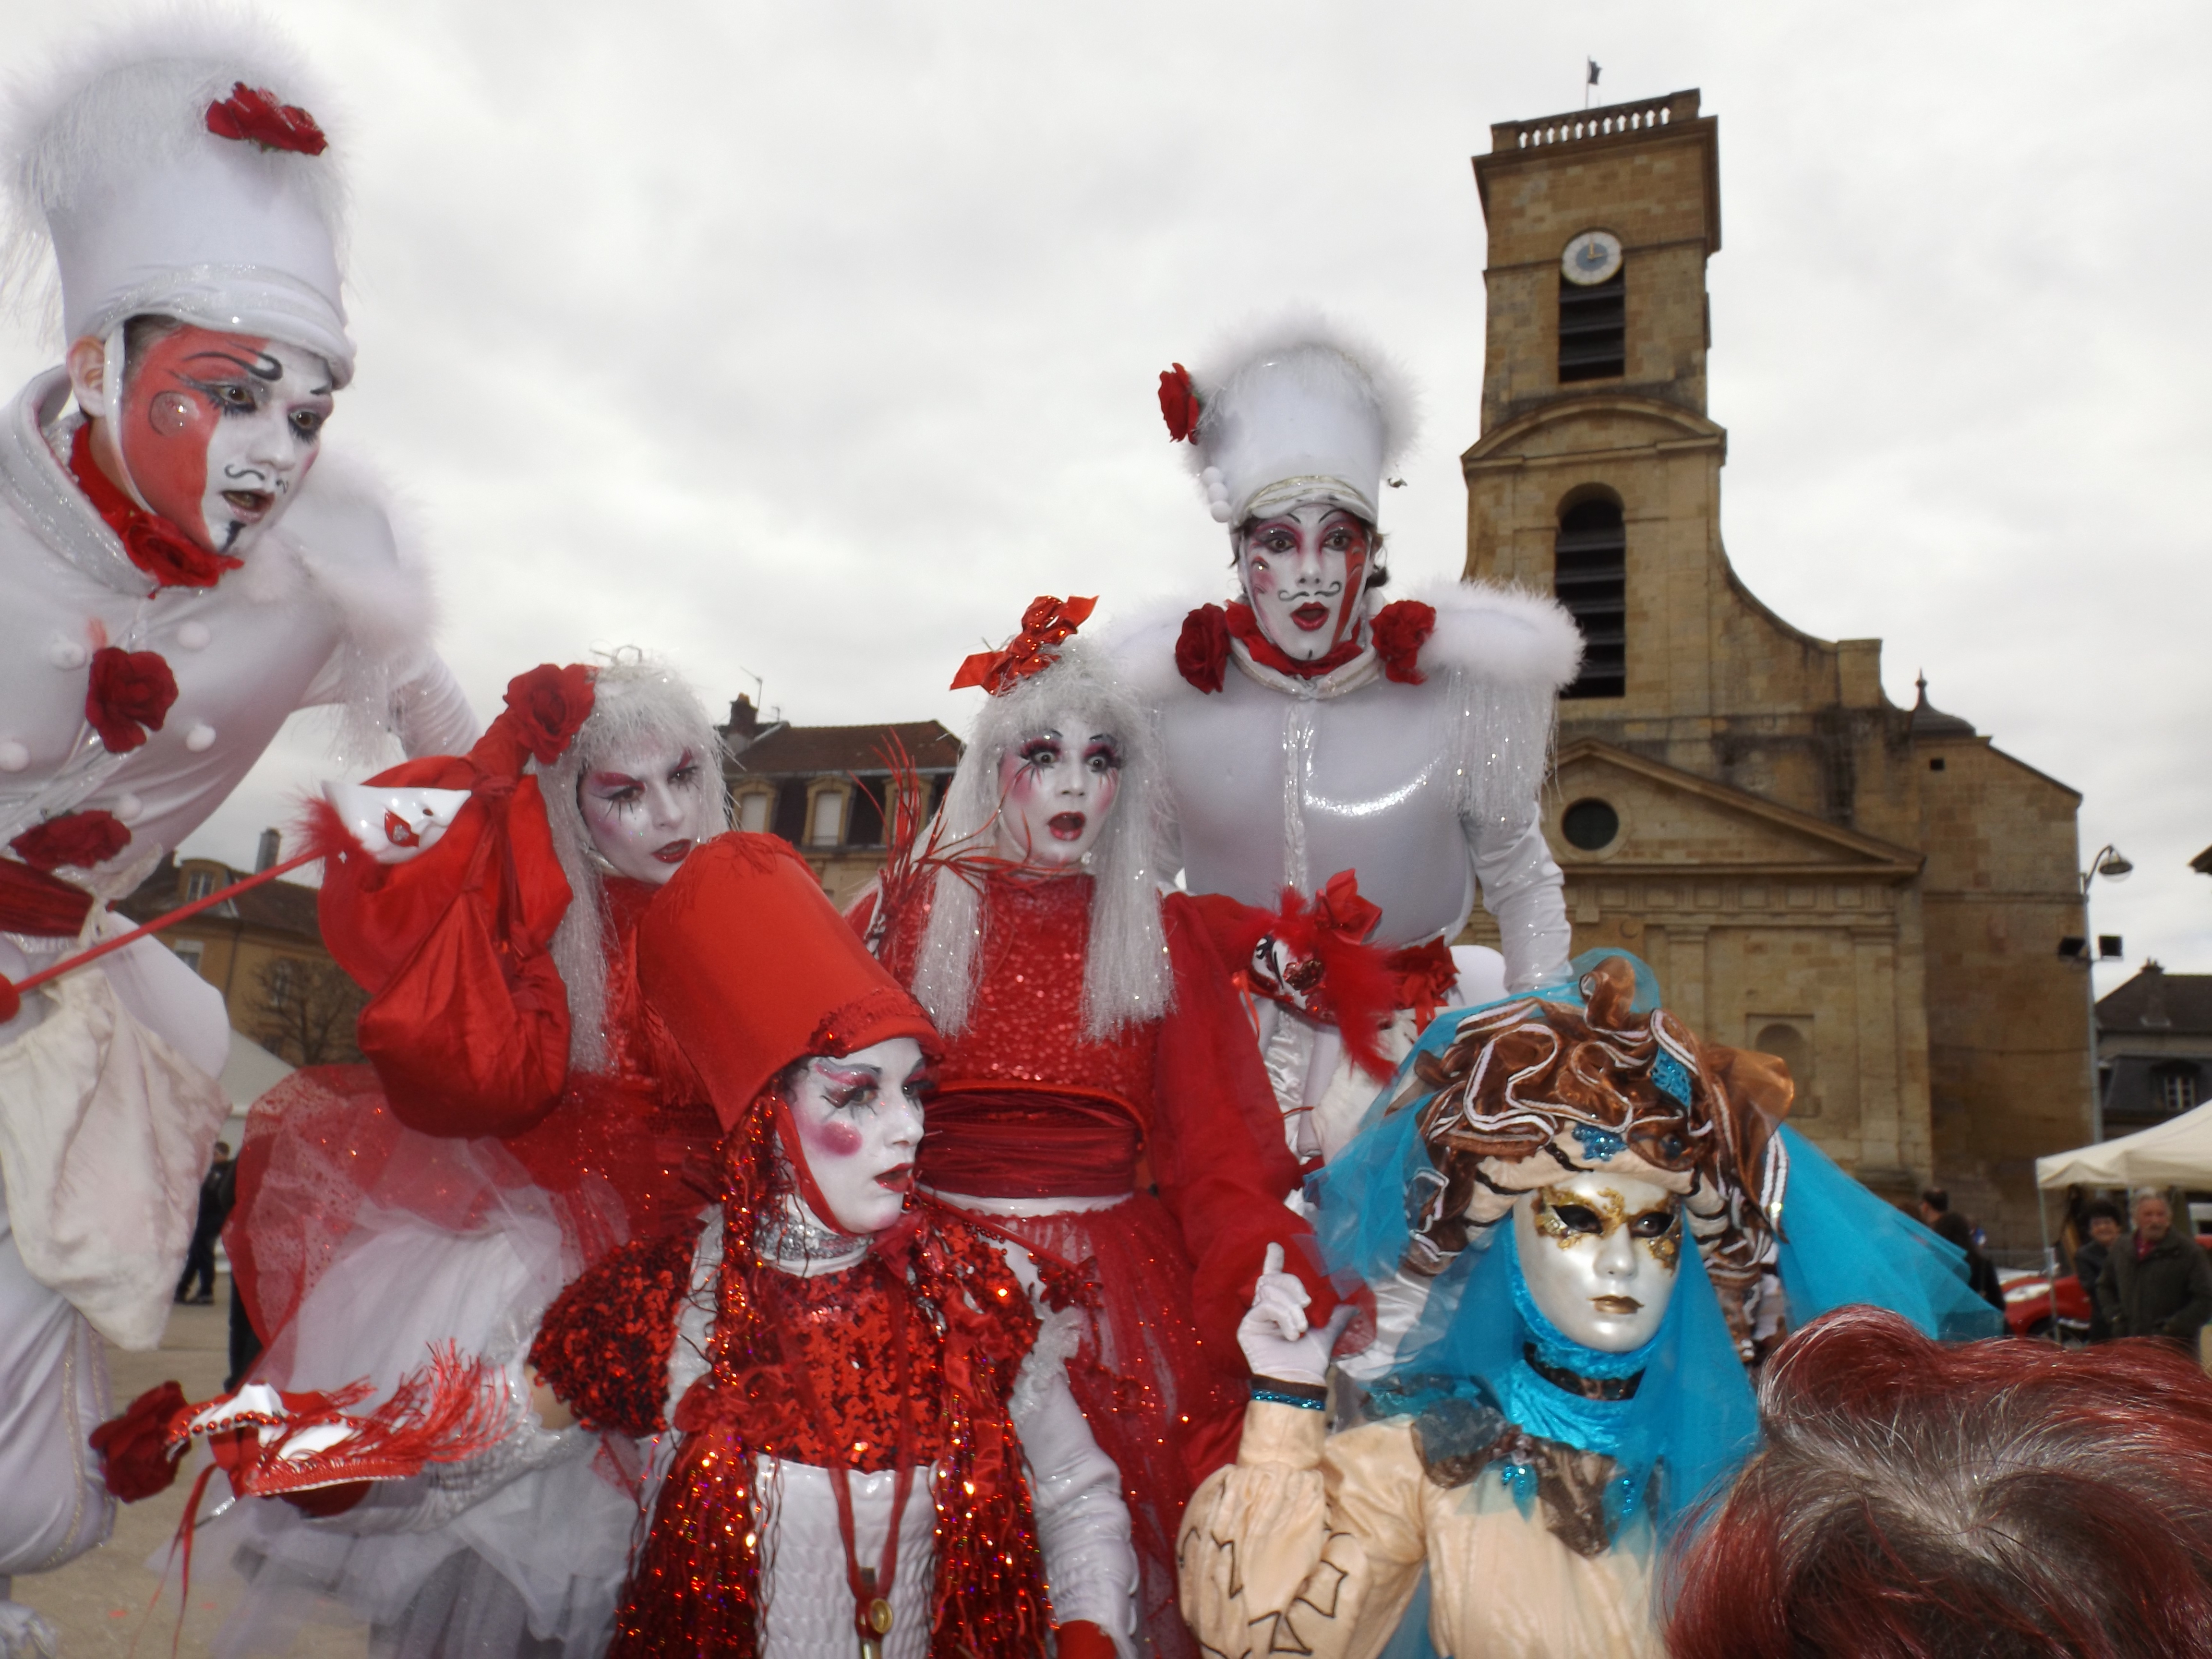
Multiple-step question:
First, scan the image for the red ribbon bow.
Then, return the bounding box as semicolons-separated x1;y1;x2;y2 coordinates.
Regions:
949;595;1097;694
204;82;329;156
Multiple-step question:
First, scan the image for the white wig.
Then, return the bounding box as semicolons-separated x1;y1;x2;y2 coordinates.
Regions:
912;637;1169;1041
539;652;729;1073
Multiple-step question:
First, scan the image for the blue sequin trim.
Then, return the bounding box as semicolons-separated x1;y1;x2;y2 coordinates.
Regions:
1652;1050;1693;1105
1571;1122;1626;1161
1250;1386;1327;1411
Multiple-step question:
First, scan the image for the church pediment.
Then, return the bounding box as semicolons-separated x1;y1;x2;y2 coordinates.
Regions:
1547;739;1923;880
1464;393;1725;468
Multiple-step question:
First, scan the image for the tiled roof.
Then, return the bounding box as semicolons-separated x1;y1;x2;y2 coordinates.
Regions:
730;720;962;778
2099;967;2212;1037
115;854;322;942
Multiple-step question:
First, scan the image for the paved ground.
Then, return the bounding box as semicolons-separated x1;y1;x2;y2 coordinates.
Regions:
14;1282;370;1658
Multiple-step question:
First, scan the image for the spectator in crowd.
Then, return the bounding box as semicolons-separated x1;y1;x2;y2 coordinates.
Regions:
2097;1190;2212;1351
2075;1199;2125;1342
1917;1187;1948;1227
172;1141;235;1306
1933;1210;2006;1311
1666;1305;2212;1659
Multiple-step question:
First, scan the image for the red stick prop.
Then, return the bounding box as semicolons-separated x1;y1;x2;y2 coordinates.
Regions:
0;847;323;1023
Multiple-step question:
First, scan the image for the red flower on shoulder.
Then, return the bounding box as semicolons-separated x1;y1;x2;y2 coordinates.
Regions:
11;809;132;874
85;647;179;753
204;83;329;156
1175;603;1231;694
89;1380;191;1503
1370;600;1437;685
1158;363;1202;444
501;664;596;767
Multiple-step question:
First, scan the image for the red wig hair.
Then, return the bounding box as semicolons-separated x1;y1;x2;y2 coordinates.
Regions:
1665;1305;2212;1659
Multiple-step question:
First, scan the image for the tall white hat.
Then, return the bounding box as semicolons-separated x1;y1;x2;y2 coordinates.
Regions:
2;20;353;384
1164;314;1416;528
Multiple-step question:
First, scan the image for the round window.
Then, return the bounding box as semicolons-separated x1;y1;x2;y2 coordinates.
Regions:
1561;798;1621;852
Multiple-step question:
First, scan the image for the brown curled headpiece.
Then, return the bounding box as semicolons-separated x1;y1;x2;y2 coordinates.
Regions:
1397;955;1795;1362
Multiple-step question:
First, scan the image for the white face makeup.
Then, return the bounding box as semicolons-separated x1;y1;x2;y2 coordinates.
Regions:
578;737;719;884
1512;1169;1683;1353
1236;503;1374;661
101;325;334;557
785;1036;928;1237
991;718;1122;868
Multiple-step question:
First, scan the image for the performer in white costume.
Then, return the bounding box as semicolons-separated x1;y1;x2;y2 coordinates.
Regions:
1114;321;1581;1160
0;24;474;1644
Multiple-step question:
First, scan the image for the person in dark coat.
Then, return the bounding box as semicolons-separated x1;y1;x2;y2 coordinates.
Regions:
173;1140;234;1305
2075;1199;2125;1343
2098;1191;2212;1349
1934;1211;2005;1311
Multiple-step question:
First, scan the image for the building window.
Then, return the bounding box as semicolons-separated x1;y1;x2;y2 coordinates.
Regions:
170;940;205;976
845;785;885;849
1556;497;1626;698
2157;1065;2202;1117
1755;1021;1816;1116
267;958;295;1010
808;789;846;848
772;781;809;844
1559;268;1625;382
736;791;771;834
1561;798;1620;851
183;867;219;901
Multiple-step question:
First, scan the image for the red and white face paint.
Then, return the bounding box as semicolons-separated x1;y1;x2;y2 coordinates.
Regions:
783;1036;929;1237
113;325;334;557
1237;504;1373;662
991;720;1122;868
579;738;718;885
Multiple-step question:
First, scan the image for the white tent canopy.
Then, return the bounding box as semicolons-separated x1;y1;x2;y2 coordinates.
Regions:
2036;1098;2212;1191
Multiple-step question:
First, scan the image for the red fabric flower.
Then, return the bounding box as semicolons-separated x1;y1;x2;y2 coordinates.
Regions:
1175;603;1232;694
949;596;1097;695
501;664;596;767
1370;599;1437;685
204;82;329;156
1158;363;1202;444
85;646;179;754
11;810;132;874
88;1380;191;1503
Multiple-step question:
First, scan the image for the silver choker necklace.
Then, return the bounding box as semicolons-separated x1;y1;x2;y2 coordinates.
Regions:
754;1196;867;1274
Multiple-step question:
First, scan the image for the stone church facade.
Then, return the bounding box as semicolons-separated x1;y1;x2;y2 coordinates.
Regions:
1454;90;2090;1243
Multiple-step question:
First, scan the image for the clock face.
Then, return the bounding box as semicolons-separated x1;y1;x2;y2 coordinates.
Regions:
1562;230;1624;287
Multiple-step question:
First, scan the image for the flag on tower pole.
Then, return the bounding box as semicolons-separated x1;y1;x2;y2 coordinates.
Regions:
1586;59;1601;109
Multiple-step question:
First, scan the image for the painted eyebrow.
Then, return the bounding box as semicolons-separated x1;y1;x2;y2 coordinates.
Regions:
182;350;268;375
817;1061;881;1088
587;770;642;789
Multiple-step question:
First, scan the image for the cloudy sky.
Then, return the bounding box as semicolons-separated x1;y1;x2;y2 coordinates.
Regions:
2;0;2205;988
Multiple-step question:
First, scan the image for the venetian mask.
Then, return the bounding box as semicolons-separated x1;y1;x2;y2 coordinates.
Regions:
102;325;334;556
1512;1169;1683;1353
579;737;719;884
1236;503;1373;662
991;716;1122;867
784;1036;928;1237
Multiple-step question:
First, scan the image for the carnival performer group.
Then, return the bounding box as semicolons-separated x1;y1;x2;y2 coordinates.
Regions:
0;17;2092;1659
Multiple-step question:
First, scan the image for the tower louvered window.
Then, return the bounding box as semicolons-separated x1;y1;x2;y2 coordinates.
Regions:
1556;498;1626;698
1559;268;1625;382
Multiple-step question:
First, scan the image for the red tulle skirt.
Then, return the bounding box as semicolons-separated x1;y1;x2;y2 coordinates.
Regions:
969;1195;1243;1659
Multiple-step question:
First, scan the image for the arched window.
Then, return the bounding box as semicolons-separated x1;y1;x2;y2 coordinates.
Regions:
1559;268;1625;382
1555;497;1626;698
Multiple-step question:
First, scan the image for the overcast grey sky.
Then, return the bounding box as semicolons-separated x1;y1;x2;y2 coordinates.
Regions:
2;0;2204;989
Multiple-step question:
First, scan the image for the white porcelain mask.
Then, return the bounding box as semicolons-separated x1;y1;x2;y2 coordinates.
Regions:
1512;1170;1682;1353
1236;503;1374;662
990;718;1122;868
579;738;719;884
784;1036;928;1237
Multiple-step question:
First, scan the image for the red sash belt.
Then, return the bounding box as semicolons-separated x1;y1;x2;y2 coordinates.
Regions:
0;859;95;938
918;1088;1142;1199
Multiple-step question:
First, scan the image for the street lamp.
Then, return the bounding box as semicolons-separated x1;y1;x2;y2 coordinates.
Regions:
2069;845;2132;1143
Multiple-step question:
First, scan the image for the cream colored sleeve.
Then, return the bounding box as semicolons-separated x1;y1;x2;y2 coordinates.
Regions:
1178;1403;1428;1659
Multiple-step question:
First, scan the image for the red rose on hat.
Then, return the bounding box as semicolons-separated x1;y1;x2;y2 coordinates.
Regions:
85;647;178;754
88;1380;191;1503
204;83;328;156
501;664;596;767
1370;600;1436;686
1158;364;1202;444
11;809;132;874
1175;603;1232;694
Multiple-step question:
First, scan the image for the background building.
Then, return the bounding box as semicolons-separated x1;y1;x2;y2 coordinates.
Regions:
1458;90;2088;1242
2097;964;2211;1140
720;695;963;910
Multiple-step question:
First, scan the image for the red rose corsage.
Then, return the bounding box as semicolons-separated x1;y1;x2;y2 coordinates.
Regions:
1174;603;1232;694
205;83;329;156
85;646;179;754
1158;364;1202;444
500;664;597;767
1370;599;1437;685
950;596;1097;695
89;1380;192;1503
10;809;132;874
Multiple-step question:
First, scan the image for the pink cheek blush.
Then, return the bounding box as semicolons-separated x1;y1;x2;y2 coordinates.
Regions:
809;1120;864;1157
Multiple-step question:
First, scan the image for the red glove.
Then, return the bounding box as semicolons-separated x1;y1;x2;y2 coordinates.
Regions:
1057;1620;1117;1659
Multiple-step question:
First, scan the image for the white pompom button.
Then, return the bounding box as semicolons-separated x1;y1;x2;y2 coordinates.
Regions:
1209;501;1234;522
184;723;216;752
0;741;26;772
177;622;211;650
114;793;143;823
48;639;86;669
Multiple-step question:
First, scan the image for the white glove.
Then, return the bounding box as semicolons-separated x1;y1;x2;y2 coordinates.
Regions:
324;782;472;865
1237;1243;1356;1386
